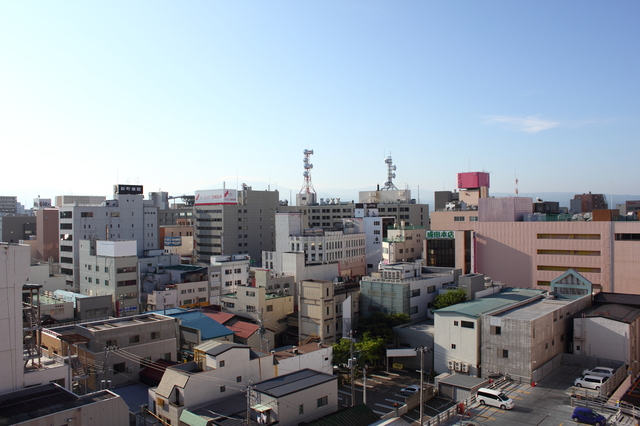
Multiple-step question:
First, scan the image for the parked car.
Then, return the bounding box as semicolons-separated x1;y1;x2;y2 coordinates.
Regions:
574;375;607;390
399;385;421;396
571;407;606;425
476;388;514;410
582;367;614;378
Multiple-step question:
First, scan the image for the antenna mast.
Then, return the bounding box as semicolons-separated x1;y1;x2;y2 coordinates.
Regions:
382;155;398;190
300;149;316;195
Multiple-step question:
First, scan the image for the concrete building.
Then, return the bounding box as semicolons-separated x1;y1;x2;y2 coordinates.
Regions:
35;207;59;262
262;212;368;279
572;192;608;213
0;243;30;394
480;271;592;382
78;239;140;316
148;341;275;426
54;195;106;207
273;342;333;376
160;224;194;258
209;254;251;305
0;382;129;426
573;292;640;376
251;368;338;426
202;310;276;352
58;184;159;290
434;288;545;377
382;221;425;264
52;289;114;320
0;215;36;243
193;185;279;264
430;188;640;295
360;263;459;321
298;279;360;345
0;195;18;214
26;262;66;293
41;313;178;391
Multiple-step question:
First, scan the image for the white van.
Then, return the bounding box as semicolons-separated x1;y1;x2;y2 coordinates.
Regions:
476;388;514;409
574;375;606;390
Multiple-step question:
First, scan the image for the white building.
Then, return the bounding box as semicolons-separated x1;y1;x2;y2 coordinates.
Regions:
149;342;275;426
209;254;251;305
251;369;338;426
58;185;160;290
274;342;333;376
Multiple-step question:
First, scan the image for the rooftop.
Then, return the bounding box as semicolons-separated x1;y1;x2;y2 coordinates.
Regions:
496;296;581;321
435;288;546;318
579;303;640;324
254;368;336;398
0;383;120;426
594;292;640;307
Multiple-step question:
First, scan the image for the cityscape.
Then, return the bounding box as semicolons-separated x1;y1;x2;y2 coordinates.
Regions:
2;1;639;426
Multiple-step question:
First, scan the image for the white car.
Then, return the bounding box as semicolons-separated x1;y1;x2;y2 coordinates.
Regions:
574;375;607;390
582;367;614;378
399;385;421;396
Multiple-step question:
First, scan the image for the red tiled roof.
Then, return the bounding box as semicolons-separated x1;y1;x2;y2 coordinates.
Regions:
229;321;260;339
203;311;235;325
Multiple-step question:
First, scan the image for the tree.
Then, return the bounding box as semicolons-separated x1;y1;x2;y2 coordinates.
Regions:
432;288;468;309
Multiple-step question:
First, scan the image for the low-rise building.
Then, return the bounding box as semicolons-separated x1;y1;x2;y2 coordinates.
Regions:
273;342;333;376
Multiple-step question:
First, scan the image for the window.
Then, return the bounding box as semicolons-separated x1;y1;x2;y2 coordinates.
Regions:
410;306;418;314
453;321;459;326
96;279;100;284
104;267;109;273
411;289;420;297
246;291;255;297
130;335;140;344
219;360;225;367
266;305;273;312
151;332;160;340
236;376;242;382
317;396;328;408
299;404;304;415
461;321;474;329
451;344;456;349
491;326;502;335
427;286;436;294
454;216;465;222
106;339;117;347
501;349;509;358
113;362;126;373
220;386;226;392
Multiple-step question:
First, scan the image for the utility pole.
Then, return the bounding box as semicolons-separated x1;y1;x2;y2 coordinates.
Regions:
246;381;254;425
349;330;356;407
416;346;430;426
362;365;367;405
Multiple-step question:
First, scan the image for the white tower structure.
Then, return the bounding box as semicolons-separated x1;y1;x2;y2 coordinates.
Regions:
297;149;317;206
382;155;398;190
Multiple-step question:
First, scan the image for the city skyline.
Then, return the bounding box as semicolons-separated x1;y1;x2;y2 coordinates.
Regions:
2;1;638;205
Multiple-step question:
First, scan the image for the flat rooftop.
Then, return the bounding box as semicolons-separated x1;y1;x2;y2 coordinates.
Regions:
496;297;578;321
435;288;545;318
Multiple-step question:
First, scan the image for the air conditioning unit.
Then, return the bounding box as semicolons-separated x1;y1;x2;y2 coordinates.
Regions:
461;363;469;373
455;362;461;372
448;360;455;370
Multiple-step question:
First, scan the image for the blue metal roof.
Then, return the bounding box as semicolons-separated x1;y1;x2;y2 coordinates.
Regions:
151;309;234;340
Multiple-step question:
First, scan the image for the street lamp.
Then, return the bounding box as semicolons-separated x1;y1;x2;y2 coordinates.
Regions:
415;346;430;426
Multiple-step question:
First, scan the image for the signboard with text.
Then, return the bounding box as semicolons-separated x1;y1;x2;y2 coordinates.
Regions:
194;189;238;206
426;230;455;239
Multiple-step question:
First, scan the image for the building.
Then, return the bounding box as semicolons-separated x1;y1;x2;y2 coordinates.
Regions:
193;185;279;264
202;310;275;352
209;254;251;305
382;221;425;264
35;208;59;262
298;279;360;345
0;215;36;243
262;212;368;279
573;292;640;376
41;313;178;391
148;341;275;426
572;192;608;213
58;184;159;290
273;343;333;376
431;189;640;295
480;271;592;382
250;368;338;426
54;195;106;207
433;288;545;378
0;196;18;215
0;382;129;426
360;263;459;321
78;239;140;316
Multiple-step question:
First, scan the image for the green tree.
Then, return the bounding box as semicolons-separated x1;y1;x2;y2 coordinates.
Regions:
432;288;468;309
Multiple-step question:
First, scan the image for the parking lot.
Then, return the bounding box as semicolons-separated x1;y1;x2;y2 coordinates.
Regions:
340;365;638;425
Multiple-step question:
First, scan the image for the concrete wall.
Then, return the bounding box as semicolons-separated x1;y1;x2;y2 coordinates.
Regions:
434;312;480;376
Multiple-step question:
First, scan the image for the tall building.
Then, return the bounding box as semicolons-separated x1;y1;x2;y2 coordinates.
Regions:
0;196;18;215
58;185;159;290
35;208;59;262
572;192;608;213
193;185;279;264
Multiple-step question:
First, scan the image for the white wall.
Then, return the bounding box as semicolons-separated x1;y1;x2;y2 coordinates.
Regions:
434;312;480;376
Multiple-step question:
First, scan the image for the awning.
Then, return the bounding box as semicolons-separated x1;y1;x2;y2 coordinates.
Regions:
251;404;272;413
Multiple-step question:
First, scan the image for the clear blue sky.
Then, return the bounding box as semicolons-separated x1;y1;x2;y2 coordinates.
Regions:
2;1;638;206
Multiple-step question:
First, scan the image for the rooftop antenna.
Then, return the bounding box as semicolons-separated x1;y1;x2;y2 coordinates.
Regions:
300;149;316;195
382;154;398;190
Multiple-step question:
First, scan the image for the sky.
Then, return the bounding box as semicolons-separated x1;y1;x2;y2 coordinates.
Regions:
2;1;639;208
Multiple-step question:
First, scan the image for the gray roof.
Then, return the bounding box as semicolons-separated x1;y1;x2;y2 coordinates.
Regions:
254;369;336;398
581;303;640;324
438;373;489;389
435;288;545;318
594;292;640;307
196;341;249;356
156;368;190;398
